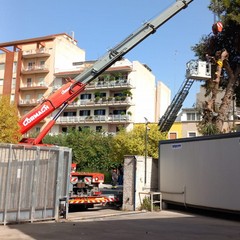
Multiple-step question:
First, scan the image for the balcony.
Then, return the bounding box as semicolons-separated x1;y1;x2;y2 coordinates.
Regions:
22;48;51;59
75;97;133;107
20;83;48;91
21;65;49;74
18;99;39;106
86;79;132;90
56;114;131;124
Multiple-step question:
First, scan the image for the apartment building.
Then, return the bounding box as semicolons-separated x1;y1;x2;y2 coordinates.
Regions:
0;34;170;136
51;59;170;134
0;33;85;135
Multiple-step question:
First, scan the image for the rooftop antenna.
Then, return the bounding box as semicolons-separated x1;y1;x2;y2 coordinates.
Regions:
71;31;75;44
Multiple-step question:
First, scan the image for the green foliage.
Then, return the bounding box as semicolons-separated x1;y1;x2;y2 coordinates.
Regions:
44;128;115;171
43;124;166;173
209;0;240;24
43;133;68;146
197;122;221;136
147;124;167;159
0;96;20;143
112;124;166;163
140;197;160;212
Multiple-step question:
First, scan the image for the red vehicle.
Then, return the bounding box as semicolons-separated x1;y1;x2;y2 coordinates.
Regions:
69;164;116;208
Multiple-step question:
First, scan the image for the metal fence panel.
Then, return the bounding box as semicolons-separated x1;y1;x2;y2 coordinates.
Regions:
0;144;71;225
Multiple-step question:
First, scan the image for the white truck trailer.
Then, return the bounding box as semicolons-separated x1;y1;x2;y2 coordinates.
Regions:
159;132;240;213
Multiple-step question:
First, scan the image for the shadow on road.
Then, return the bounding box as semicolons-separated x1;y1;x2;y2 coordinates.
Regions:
2;209;240;240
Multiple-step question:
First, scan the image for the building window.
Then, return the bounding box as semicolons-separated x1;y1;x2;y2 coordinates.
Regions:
0;63;5;70
27;78;32;87
116;125;124;132
80;93;91;99
196;113;201;120
186;112;201;121
62;127;67;133
96;126;102;132
37;94;43;101
11;78;16;89
40;60;45;68
38;77;45;86
62;126;76;133
94;109;105;116
79;110;90;116
25;95;31;102
63;112;76;116
95;92;106;98
79;126;90;131
187;113;195;121
10;94;15;103
0;79;3;86
114;92;122;97
169;132;177;139
113;109;126;115
28;61;35;70
13;62;17;73
188;132;196;138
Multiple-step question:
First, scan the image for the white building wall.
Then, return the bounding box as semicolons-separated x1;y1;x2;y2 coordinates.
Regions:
54;36;85;72
130;61;156;123
155;81;171;121
181;111;187;121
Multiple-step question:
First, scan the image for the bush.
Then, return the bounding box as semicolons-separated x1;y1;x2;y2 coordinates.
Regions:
140;197;160;212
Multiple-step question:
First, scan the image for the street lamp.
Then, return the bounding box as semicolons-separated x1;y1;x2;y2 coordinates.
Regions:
144;117;150;185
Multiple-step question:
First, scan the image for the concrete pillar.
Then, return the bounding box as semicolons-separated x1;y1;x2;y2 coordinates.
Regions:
122;155;158;211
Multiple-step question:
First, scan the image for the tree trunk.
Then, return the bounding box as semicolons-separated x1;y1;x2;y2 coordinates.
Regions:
215;62;240;131
200;50;239;133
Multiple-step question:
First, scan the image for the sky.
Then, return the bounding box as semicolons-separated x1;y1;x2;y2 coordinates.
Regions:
0;0;214;108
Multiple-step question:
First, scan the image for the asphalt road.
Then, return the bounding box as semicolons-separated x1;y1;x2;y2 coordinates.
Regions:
1;206;240;240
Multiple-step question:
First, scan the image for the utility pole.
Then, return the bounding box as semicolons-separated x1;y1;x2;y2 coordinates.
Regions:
144;117;150;185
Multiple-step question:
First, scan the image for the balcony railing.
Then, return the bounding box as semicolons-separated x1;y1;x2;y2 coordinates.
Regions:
21;65;49;74
22;48;51;58
86;79;131;89
56;114;131;123
19;99;40;106
20;83;48;90
72;97;132;107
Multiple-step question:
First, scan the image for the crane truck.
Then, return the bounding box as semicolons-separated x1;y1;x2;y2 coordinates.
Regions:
17;0;194;209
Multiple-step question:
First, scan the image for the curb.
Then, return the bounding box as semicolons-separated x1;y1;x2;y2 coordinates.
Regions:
65;210;145;222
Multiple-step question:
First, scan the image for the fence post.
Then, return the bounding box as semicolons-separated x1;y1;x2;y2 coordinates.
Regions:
30;147;40;223
54;148;63;220
3;145;12;225
17;146;26;222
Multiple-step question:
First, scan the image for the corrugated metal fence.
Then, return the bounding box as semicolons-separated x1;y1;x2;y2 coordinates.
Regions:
0;144;72;225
